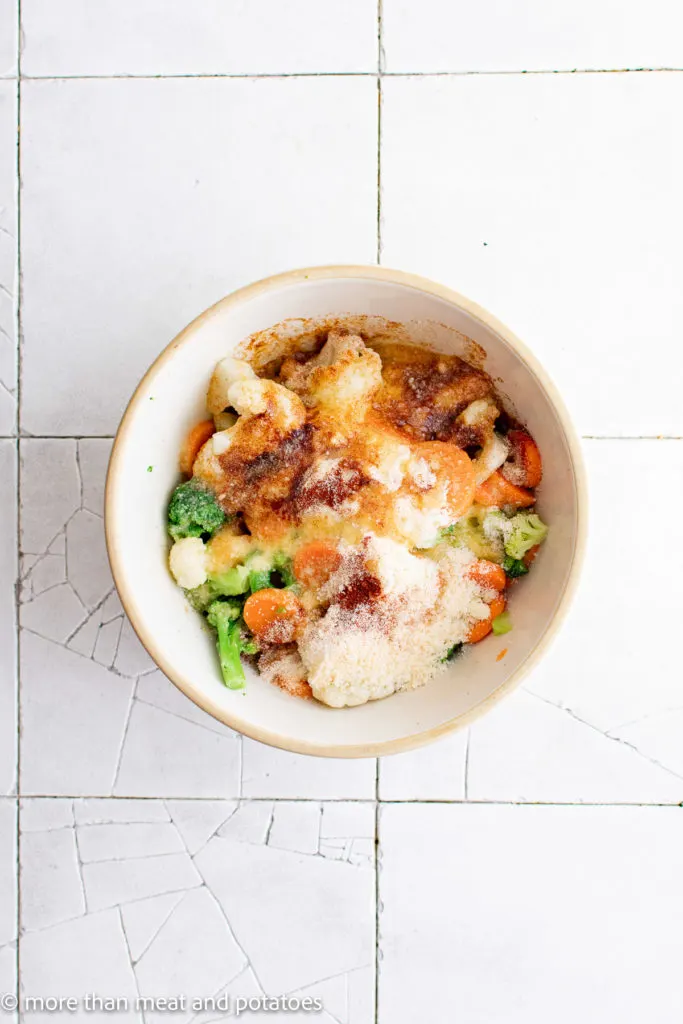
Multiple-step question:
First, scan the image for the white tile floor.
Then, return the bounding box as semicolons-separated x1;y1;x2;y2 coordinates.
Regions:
3;1;683;1021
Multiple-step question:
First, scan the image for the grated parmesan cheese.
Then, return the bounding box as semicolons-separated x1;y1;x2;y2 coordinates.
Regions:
299;537;490;708
366;442;411;492
393;493;452;549
408;455;437;490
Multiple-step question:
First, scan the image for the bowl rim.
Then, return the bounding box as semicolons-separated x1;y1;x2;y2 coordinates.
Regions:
105;264;588;758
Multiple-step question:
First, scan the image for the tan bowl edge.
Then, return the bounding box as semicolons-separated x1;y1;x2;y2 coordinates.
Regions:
105;264;588;759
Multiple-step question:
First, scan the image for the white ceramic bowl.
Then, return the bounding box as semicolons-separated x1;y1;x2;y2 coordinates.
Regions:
105;266;587;757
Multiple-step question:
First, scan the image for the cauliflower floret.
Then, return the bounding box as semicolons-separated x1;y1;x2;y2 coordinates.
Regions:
227;379;306;432
309;347;382;417
457;400;508;483
311;330;365;367
458;398;499;428
169;537;208;589
192;436;226;489
394;493;451;549
283;332;382;419
207;357;256;416
472;431;509;485
196;378;306;473
408;455;437;490
366;441;411;492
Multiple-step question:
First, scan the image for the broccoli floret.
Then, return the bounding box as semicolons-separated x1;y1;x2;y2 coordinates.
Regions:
272;552;296;588
185;565;250;612
505;513;548;560
245;551;296;592
481;508;548;563
185;578;223;613
212;565;250;596
240;634;260;656
167;480;225;542
206;600;246;690
442;510;505;563
206;599;241;627
248;567;272;593
503;555;529;579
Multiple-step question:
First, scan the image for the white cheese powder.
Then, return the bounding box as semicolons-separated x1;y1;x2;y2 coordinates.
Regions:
299;536;490;708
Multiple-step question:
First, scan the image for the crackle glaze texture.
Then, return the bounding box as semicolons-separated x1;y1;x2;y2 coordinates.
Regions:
3;1;683;1021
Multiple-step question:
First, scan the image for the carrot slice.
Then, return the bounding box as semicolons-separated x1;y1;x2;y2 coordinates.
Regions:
179;419;216;476
416;441;476;520
466;593;506;644
465;559;506;592
502;430;543;488
243;588;305;644
523;544;540;568
293;541;342;588
474;470;535;508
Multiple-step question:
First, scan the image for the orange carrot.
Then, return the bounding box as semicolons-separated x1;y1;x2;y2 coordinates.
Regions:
465;559;506;592
466;593;506;644
243;588;305;644
502;430;542;488
293;541;342;588
496;648;508;662
474;470;535;508
416;441;476;520
524;544;540;568
179;419;215;476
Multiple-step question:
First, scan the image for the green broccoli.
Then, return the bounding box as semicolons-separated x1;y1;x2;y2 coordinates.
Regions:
206;600;246;690
167;480;225;542
185;564;250;612
480;508;548;563
245;551;296;593
212;565;250;595
240;635;260;656
442;512;505;563
248;568;272;593
503;555;529;579
272;552;296;588
505;513;548;560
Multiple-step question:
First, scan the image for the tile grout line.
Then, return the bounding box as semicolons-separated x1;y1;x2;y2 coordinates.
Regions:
15;1;22;1015
9;67;683;82
375;0;383;268
383;67;683;77
13;795;683;806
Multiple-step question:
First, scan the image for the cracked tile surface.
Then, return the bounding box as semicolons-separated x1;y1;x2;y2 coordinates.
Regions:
0;801;16;948
379;804;683;1023
380;440;683;804
0;81;16;431
0;443;16;796
18;437;242;798
20;799;375;1022
9;12;683;1022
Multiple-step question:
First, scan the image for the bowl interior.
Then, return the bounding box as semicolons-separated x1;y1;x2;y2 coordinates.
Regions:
106;269;583;756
